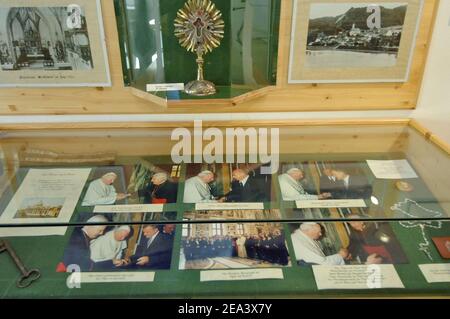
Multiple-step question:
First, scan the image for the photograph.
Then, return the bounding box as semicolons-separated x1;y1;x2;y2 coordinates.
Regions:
80;161;181;207
288;0;424;83
0;6;94;71
183;163;274;204
278;161;373;201
180;210;290;270
289;217;408;266
14;197;64;218
0;0;110;87
57;211;177;272
306;3;407;68
81;166;129;207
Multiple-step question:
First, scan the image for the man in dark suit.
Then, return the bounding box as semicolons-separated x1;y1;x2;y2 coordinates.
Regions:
139;172;178;204
224;169;269;202
59;215;108;272
129;224;173;269
331;168;372;199
320;168;341;198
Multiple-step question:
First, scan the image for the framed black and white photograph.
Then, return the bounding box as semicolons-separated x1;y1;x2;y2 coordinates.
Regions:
0;0;111;87
288;0;424;83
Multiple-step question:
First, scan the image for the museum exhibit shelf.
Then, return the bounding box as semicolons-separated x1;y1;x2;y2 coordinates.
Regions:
113;0;281;107
0;121;449;298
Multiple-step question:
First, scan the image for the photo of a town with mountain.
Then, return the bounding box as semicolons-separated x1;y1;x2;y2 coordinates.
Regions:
306;3;408;68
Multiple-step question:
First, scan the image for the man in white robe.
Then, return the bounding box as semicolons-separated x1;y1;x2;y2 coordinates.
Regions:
82;172;130;206
278;168;331;201
291;222;348;265
183;170;219;203
236;235;247;258
90;225;131;266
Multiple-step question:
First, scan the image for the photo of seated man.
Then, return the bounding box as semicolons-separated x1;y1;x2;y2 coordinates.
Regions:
180;210;290;270
183;163;273;204
57;212;176;272
290;218;408;267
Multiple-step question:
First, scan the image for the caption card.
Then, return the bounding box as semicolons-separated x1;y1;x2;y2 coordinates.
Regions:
366;160;418;179
93;204;164;213
312;265;404;290
195;202;264;211
68;272;155;284
296;199;366;209
146;83;185;92
200;268;284;282
419;264;450;283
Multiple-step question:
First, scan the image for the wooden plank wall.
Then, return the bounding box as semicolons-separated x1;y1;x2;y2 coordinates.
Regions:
0;0;440;115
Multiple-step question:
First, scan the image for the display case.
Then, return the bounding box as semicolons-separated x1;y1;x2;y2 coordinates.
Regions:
114;0;281;106
0;121;449;298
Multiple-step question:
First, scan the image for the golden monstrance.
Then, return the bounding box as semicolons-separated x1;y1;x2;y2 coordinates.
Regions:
174;0;225;96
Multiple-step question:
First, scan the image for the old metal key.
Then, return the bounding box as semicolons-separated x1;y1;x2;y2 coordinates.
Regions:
0;240;41;288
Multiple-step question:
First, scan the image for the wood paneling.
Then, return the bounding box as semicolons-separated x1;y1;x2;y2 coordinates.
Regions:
0;0;439;115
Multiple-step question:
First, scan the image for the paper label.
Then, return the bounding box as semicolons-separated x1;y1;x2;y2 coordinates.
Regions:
68;272;155;283
419;264;450;283
312;265;404;290
93;204;164;213
296;199;366;209
200;268;284;282
195;202;264;211
366;160;418;179
146;83;184;91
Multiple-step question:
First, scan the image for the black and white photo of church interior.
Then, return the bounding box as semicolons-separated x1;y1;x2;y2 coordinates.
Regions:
0;6;94;71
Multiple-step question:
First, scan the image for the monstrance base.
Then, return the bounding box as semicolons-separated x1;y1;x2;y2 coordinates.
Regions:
184;80;216;96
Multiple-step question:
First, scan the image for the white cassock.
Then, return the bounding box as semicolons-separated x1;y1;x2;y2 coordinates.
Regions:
183;176;216;203
236;236;247;258
82;178;117;206
278;173;318;201
291;229;345;265
90;230;127;262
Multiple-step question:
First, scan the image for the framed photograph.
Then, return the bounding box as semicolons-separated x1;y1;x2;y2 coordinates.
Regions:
288;0;424;83
0;0;111;87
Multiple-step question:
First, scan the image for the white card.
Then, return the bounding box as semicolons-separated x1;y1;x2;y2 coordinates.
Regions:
146;83;184;92
296;199;366;209
200;268;284;282
93;204;164;213
366;159;418;179
195;202;264;211
419;264;450;283
67;272;155;284
312;265;404;290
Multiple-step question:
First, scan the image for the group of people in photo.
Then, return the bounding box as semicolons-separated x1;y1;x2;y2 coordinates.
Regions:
182;230;289;266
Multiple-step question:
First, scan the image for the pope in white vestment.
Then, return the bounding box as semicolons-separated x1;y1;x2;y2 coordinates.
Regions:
82;177;118;206
236;236;247;258
278;172;318;201
90;227;129;262
183;173;217;203
291;227;345;265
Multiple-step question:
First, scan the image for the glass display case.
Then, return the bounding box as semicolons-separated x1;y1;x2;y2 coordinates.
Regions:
0;122;449;298
113;0;281;105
